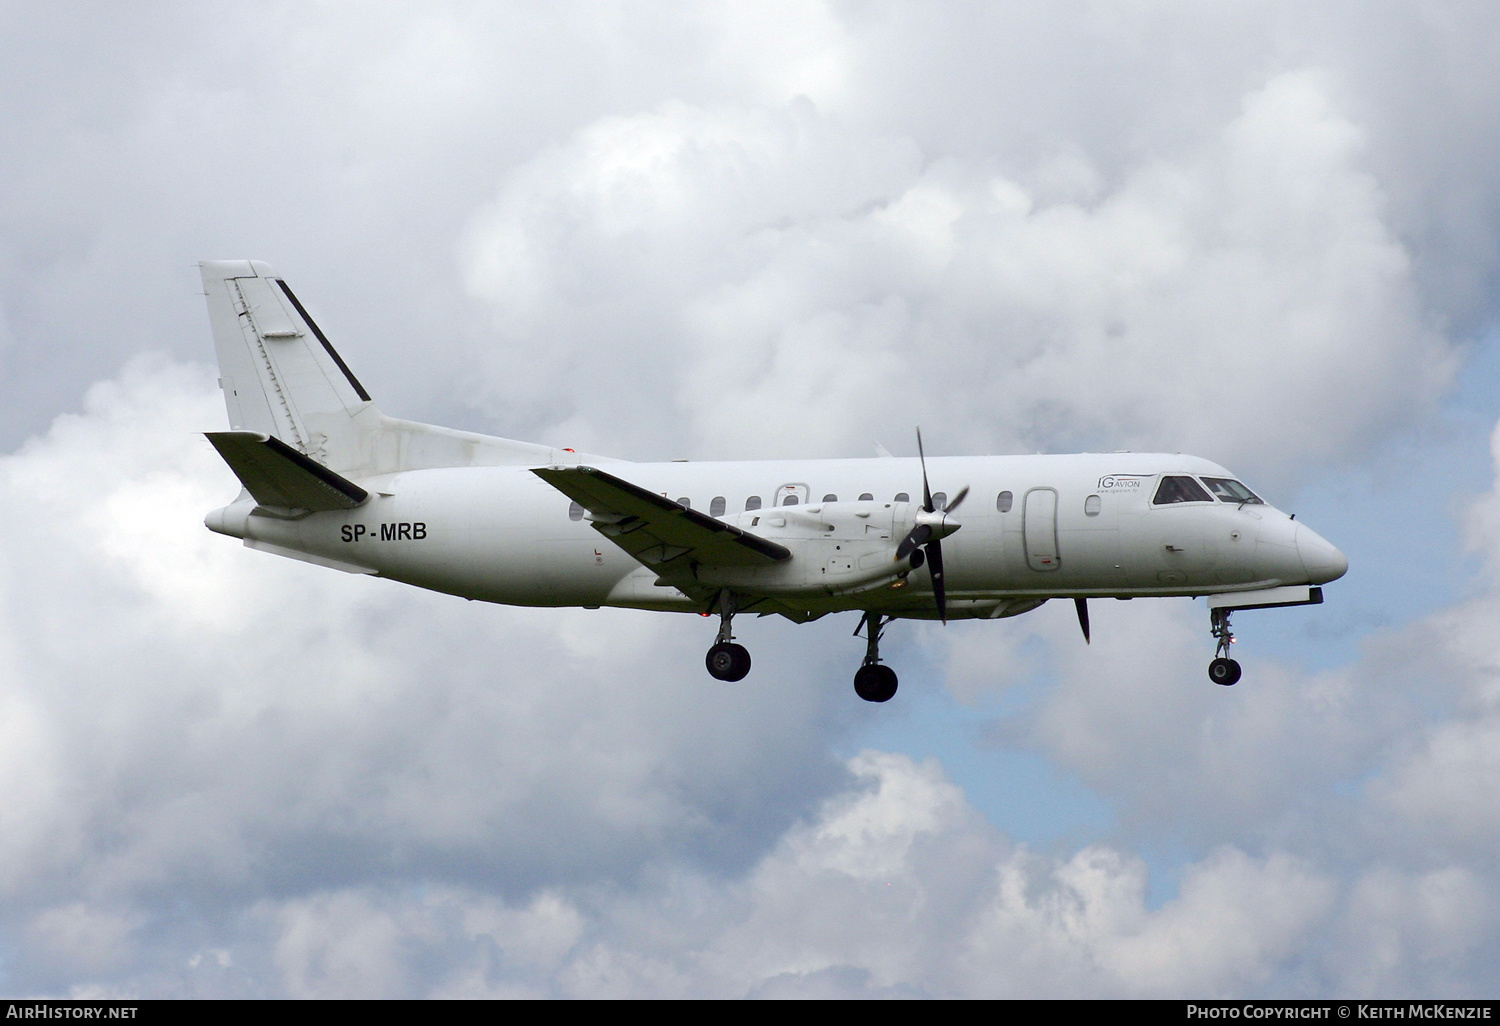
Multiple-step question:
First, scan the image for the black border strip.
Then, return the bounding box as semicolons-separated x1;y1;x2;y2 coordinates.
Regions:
273;278;373;402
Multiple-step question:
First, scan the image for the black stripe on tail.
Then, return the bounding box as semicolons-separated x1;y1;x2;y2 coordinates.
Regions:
273;279;373;402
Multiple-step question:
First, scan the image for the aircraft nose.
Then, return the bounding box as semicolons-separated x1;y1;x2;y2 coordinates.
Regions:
1295;523;1348;584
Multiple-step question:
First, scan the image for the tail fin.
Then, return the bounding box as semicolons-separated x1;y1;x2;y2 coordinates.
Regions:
201;260;376;471
202;260;590;478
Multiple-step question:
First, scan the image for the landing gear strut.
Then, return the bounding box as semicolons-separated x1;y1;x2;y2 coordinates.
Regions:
853;612;898;702
1208;607;1242;686
705;590;751;681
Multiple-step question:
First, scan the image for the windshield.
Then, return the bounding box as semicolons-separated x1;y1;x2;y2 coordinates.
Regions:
1201;477;1263;504
1153;475;1214;504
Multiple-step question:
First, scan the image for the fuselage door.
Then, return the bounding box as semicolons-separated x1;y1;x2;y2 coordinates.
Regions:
774;483;811;507
1023;487;1061;571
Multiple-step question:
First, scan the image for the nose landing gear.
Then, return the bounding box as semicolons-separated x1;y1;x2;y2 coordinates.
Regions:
853;612;898;702
705;590;751;681
1208;607;1242;686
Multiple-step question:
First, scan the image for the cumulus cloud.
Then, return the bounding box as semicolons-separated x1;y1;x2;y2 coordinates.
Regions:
106;750;1344;998
463;71;1451;487
0;358;851;991
1365;418;1500;857
3;356;1500;996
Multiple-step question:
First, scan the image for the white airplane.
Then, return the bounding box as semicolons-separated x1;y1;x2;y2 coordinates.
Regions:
198;260;1348;702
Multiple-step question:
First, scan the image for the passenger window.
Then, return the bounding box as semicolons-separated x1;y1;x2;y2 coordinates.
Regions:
1152;476;1213;504
710;496;726;517
568;501;585;521
677;497;691;509
1201;477;1264;504
782;495;799;506
933;491;947;510
1084;495;1101;516
996;491;1012;513
745;496;762;511
823;494;838;503
859;493;874;502
895;492;910;503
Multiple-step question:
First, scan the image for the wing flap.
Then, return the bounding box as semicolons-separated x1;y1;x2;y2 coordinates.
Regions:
206;430;369;511
533;465;791;571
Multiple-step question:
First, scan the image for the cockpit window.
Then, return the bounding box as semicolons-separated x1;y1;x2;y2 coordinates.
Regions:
1152;475;1213;505
1201;477;1264;504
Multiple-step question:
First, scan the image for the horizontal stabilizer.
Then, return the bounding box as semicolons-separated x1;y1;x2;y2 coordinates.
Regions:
534;465;791;572
206;431;369;511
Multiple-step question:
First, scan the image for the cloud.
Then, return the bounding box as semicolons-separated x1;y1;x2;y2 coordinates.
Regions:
463;71;1450;487
232;753;1340;998
0;357;854;991
1;350;1498;996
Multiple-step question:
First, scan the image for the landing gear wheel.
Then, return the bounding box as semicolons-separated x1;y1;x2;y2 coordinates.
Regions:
706;642;751;681
1208;657;1241;686
854;663;898;703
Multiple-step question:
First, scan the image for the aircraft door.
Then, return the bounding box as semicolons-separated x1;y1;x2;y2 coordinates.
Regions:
1023;488;1060;571
774;483;810;506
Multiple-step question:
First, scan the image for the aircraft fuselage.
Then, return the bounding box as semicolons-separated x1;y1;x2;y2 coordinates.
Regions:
208;450;1345;621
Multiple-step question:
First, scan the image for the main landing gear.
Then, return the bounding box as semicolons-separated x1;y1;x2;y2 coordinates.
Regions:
1208;606;1242;686
853;612;898;703
705;590;751;681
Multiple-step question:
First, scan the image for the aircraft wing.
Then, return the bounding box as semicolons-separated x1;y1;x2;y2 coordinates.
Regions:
533;465;791;575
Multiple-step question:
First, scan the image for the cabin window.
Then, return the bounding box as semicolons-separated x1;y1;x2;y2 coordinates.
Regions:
782;494;799;506
1153;475;1213;505
933;491;947;510
859;493;874;502
895;492;910;502
709;496;726;517
996;490;1013;513
677;497;691;509
745;496;762;511
1084;495;1101;516
823;493;838;503
568;501;585;521
1201;477;1264;505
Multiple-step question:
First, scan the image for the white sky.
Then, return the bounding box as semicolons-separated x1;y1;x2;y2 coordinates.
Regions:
2;0;1499;997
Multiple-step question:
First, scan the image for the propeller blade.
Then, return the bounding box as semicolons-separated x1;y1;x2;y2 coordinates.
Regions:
945;484;970;513
895;523;932;562
928;539;947;623
1074;597;1090;644
916;427;934;513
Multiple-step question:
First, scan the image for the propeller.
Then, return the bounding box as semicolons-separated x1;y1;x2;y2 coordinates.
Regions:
1074;597;1090;644
894;429;970;623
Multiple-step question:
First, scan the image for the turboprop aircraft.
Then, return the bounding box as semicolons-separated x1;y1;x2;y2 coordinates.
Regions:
198;260;1348;702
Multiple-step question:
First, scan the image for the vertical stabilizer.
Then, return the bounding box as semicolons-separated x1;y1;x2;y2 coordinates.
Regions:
201;260;599;478
200;260;374;470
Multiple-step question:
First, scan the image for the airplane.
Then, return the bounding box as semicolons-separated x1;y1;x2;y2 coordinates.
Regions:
197;260;1348;702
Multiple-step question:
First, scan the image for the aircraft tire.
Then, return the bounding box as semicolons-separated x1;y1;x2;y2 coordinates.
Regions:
706;642;751;681
1208;657;1242;686
854;663;898;703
